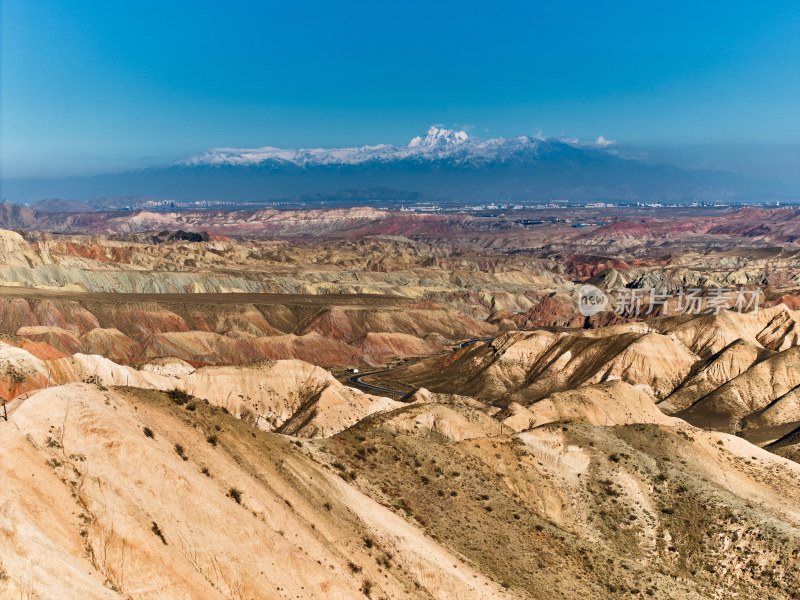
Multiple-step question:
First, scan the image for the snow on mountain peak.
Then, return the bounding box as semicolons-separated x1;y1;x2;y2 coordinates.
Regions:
408;126;469;148
177;127;611;169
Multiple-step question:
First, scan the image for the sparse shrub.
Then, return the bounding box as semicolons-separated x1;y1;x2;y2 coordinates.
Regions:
143;427;154;439
151;521;167;545
348;561;362;573
323;502;332;511
166;389;191;406
240;406;256;424
377;553;392;568
363;537;373;549
361;579;373;597
206;434;218;446
420;475;429;484
229;488;242;504
599;479;620;497
201;467;210;476
174;443;187;460
8;369;25;384
185;402;196;411
609;453;621;463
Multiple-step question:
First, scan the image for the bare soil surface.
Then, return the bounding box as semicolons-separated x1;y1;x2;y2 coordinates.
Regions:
0;285;408;306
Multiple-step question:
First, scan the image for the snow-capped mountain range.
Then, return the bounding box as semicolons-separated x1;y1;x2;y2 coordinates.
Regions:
178;127;609;168
2;128;779;206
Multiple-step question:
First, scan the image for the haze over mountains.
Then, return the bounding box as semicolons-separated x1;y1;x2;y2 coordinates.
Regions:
3;128;791;206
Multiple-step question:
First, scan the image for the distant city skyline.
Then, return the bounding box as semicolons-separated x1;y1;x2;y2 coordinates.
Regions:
1;0;798;182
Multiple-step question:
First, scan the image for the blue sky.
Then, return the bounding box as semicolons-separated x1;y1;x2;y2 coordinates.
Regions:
1;0;799;178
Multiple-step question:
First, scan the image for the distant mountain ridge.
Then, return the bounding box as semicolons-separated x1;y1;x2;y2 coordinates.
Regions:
179;126;575;168
2;127;793;205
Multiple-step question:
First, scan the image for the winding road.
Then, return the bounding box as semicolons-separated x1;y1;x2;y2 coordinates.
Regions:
346;337;497;398
346;370;408;396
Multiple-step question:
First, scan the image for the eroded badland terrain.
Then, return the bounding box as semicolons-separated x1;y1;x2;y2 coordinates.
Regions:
3;205;800;599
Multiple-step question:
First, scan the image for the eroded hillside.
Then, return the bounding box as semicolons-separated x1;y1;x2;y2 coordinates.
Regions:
3;209;800;600
1;370;798;599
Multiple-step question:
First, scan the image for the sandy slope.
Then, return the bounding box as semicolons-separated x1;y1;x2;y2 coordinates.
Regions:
0;343;799;598
0;341;401;438
0;384;514;600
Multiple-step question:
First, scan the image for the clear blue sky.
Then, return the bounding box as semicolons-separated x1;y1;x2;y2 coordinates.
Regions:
2;0;799;178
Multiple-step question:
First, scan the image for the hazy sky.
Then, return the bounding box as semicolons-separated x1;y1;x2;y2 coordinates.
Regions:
2;0;799;178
